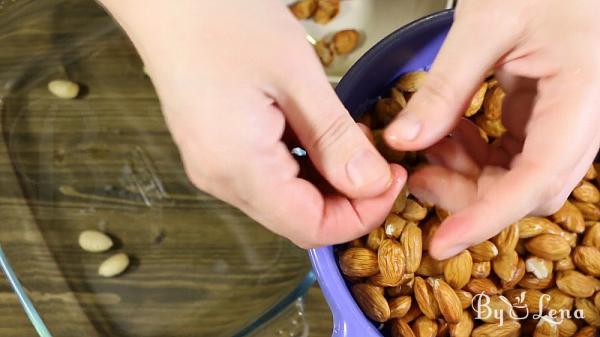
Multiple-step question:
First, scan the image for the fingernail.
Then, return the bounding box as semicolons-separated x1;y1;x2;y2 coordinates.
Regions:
389;113;421;141
346;149;389;189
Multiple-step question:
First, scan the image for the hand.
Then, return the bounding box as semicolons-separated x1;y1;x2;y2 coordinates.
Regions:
99;0;406;248
385;0;600;259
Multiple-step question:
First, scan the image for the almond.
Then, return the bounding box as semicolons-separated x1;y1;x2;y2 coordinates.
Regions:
390;87;407;109
525;234;571;261
504;288;550;314
573;181;600;204
475;114;506;138
392;185;410;213
444;251;473;289
367;226;386;250
575;298;600;327
472;261;491;279
585;164;598;180
391;319;417;337
552;200;586;233
431;278;462;324
556;270;598;298
595;292;600;311
396;71;427;92
436;319;449;337
401;222;423;273
583;222;600;249
351;283;390;322
435;206;449;222
417;255;446;277
546;288;574;312
464;82;488;117
339;247;379;277
534;316;560;337
573;201;600;221
389;296;412;318
402;199;428;221
412;316;438;337
501;257;526;289
573;246;600;276
557;318;578;337
78;230;113;253
483;84;504;120
471;320;521;337
378;239;406;285
414;276;440;319
455;289;473;310
370;273;403;287
289;0;317;19
464;278;500;296
384;214;407;239
574;326;599;337
421;217;441;251
468;241;499;262
493;250;519;282
555;256;576;271
518;217;563;238
402;300;423;323
493;224;519;254
449;310;474;337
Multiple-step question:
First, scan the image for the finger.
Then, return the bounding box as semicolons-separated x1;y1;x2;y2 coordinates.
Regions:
384;4;520;151
408;165;477;213
424;138;481;178
249;164;407;248
429;69;600;259
273;43;391;199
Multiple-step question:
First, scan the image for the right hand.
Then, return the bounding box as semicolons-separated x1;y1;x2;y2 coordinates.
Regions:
100;0;406;248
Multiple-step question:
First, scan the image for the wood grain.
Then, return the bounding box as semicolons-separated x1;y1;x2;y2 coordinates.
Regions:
0;1;321;336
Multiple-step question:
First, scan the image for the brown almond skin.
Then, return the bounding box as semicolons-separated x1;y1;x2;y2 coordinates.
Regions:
546;288;574;312
339;247;379;277
289;0;317;19
583;222;600;249
378;239;406;285
417;255;445;277
332;29;359;55
574;326;598;337
534;317;560;337
468;241;499;262
431;278;462;324
501;258;526;289
492;250;519;282
401;223;423;273
504;289;550;314
471;320;521;337
472;261;491;279
555;256;576;271
396;71;427;92
414;276;440;319
383;214;407;239
573;246;600;277
525;234;571;261
585;164;598;180
350;283;390;322
518;272;555;290
389;296;412;318
493;224;520;254
595;291;600;311
449;310;474;337
552;200;586;233
412;316;438;337
483;85;504;120
556;270;598;298
464;278;500;296
391;319;417;337
402;199;428;221
367;226;386;250
464;82;488;117
573;201;600;221
573;181;600;204
576;298;600;327
518;217;563;238
557;318;578;337
454;290;473;310
444;251;472;289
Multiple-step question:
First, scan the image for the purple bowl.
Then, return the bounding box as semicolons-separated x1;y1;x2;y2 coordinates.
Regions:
308;10;454;337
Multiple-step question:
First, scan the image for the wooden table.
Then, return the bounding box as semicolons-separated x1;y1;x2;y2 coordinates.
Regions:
0;1;333;336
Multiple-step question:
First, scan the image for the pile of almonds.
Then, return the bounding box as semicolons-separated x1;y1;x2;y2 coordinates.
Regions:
338;71;600;337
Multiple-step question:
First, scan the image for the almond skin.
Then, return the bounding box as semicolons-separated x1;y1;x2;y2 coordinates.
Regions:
493;223;520;254
455;289;474;310
351;283;390;322
518;217;563;239
339;247;379;277
378;239;406;285
575;298;600;327
572;201;600;221
402;199;428;221
413;276;440;319
471;320;521;337
449;310;474;337
583;222;600;249
391;319;416;337
546;288;574;312
431;278;462;324
411;316;438;337
556;270;598;298
534;317;560;337
552;200;586;233
401;222;422;273
367;226;386;250
492;250;519;282
464;278;500;296
572;181;600;204
504;289;550;314
389;296;412;318
472;261;491;279
444;251;473;289
468;241;499;262
573;246;600;277
525;234;571;261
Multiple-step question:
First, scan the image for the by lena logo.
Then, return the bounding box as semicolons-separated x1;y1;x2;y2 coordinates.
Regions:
471;292;584;326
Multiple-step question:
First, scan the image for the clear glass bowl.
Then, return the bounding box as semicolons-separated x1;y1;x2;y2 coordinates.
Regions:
0;1;311;336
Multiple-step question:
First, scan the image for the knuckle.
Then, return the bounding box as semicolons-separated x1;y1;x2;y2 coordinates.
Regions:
310;113;354;153
418;72;459;109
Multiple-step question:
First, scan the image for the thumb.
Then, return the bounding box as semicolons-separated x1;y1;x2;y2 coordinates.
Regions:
276;73;391;199
384;7;519;151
